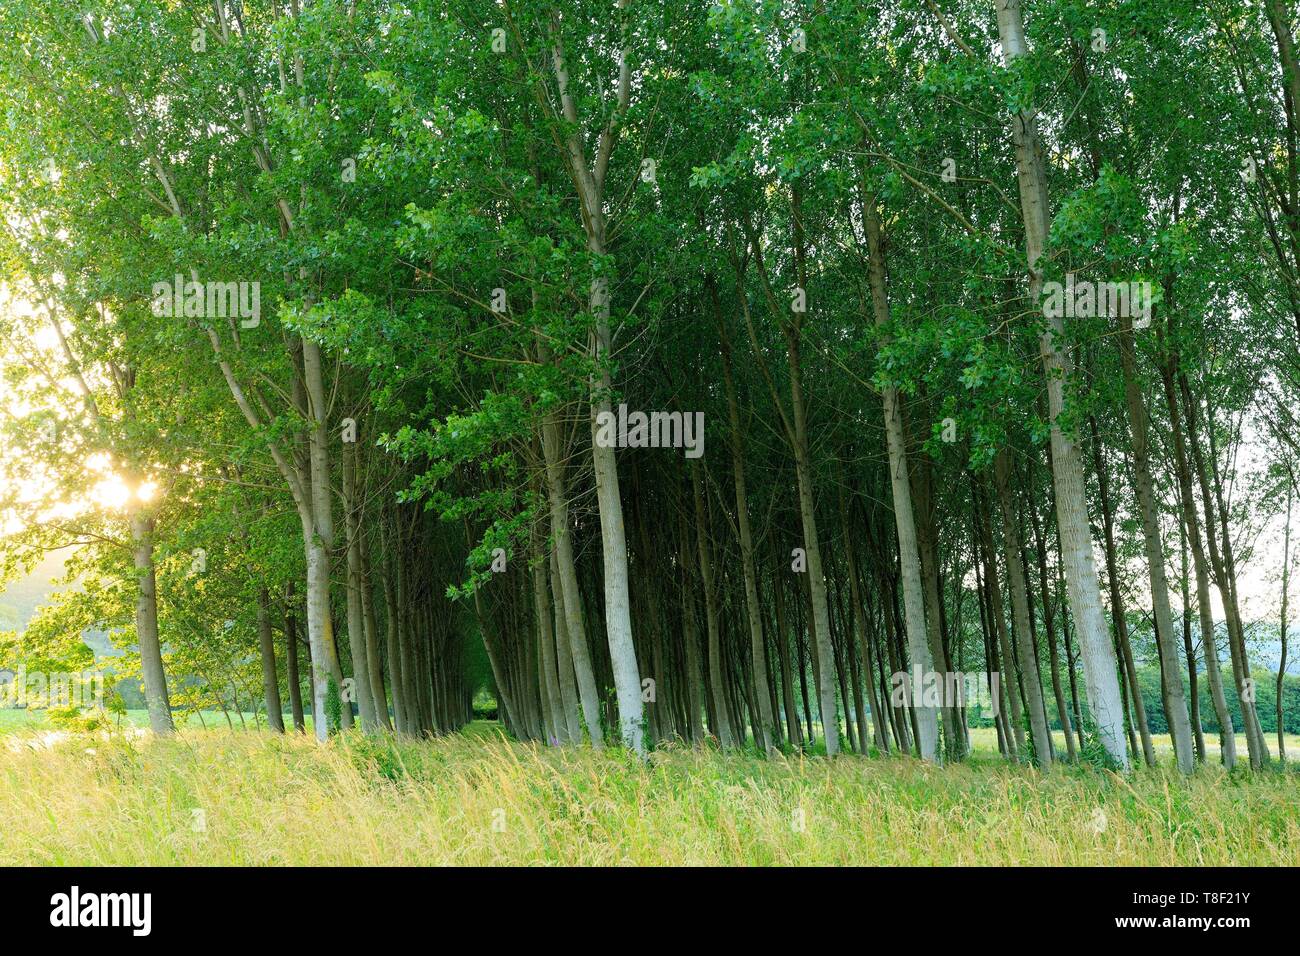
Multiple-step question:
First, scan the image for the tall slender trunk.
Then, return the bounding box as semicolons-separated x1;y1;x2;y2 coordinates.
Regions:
1160;356;1235;767
795;585;818;748
913;448;966;759
1089;420;1156;767
713;284;776;752
588;318;643;753
1060;592;1086;753
284;587;306;732
784;350;840;756
975;558;1009;755
1181;375;1266;764
1179;520;1206;761
691;462;735;748
380;525;407;734
993;0;1128;768
301;338;348;736
994;450;1053;766
827;571;857;751
342;437;376;730
256;587;284;733
473;572;519;736
973;474;1024;756
678;509;705;743
881;571;914;753
1026;480;1076;761
1115;320;1195;771
839;476;884;752
548;547;583;743
538;353;605;747
359;535;390;731
129;508;173;735
1280;475;1292;762
772;568;803;749
861;188;939;762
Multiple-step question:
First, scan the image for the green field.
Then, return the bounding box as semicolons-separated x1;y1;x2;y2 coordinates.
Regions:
1;718;1296;866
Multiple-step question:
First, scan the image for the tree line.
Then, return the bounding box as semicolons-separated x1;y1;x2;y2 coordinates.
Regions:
0;0;1297;772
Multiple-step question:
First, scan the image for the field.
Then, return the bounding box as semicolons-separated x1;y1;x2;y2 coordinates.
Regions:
1;717;1297;866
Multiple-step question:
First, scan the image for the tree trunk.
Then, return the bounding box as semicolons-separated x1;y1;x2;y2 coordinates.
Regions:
1026;480;1077;761
691;462;735;748
548;547;584;744
713;284;776;752
1089;419;1156;767
1116;319;1195;771
358;535;391;731
1160;358;1235;767
284;588;306;732
1178;520;1207;761
973;474;1024;757
380;526;408;734
861;188;939;762
1280;475;1292;762
913;447;966;760
678;509;706;743
301;338;348;736
256;587;284;733
993;0;1128;769
772;568;803;749
994;449;1054;766
1180;374;1264;764
129;508;173;735
538;351;605;747
342;438;376;731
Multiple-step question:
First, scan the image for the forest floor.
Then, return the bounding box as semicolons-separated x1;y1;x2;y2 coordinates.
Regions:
1;718;1297;865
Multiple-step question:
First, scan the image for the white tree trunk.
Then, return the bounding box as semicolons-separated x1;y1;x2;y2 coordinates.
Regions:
862;191;939;762
994;0;1128;768
540;401;606;747
129;508;174;735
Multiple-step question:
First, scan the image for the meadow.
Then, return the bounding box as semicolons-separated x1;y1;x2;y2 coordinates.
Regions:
1;716;1296;866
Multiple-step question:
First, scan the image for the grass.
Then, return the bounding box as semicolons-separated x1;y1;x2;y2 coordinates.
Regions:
1;718;1297;865
964;726;1300;762
0;707;308;733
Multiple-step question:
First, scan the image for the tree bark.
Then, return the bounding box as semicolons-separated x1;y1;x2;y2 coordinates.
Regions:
342;437;376;731
1180;374;1266;764
713;283;776;752
1160;359;1236;767
1279;473;1292;762
1115;319;1195;771
861;188;939;762
994;449;1054;766
691;461;736;748
548;546;583;743
358;534;390;731
1089;418;1156;767
537;347;606;747
129;508;173;735
256;587;284;733
993;0;1128;768
284;587;306;733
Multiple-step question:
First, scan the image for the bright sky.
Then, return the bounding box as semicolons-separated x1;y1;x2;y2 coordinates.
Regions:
0;284;156;537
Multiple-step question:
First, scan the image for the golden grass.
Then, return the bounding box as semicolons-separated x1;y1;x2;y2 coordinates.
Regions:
1;723;1296;865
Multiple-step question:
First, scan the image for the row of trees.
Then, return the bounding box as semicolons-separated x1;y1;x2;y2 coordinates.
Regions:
0;0;1296;771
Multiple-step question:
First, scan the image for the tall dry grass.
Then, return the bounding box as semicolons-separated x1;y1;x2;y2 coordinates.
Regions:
1;724;1296;865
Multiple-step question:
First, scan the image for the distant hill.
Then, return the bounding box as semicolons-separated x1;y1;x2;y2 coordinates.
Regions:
0;548;74;632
